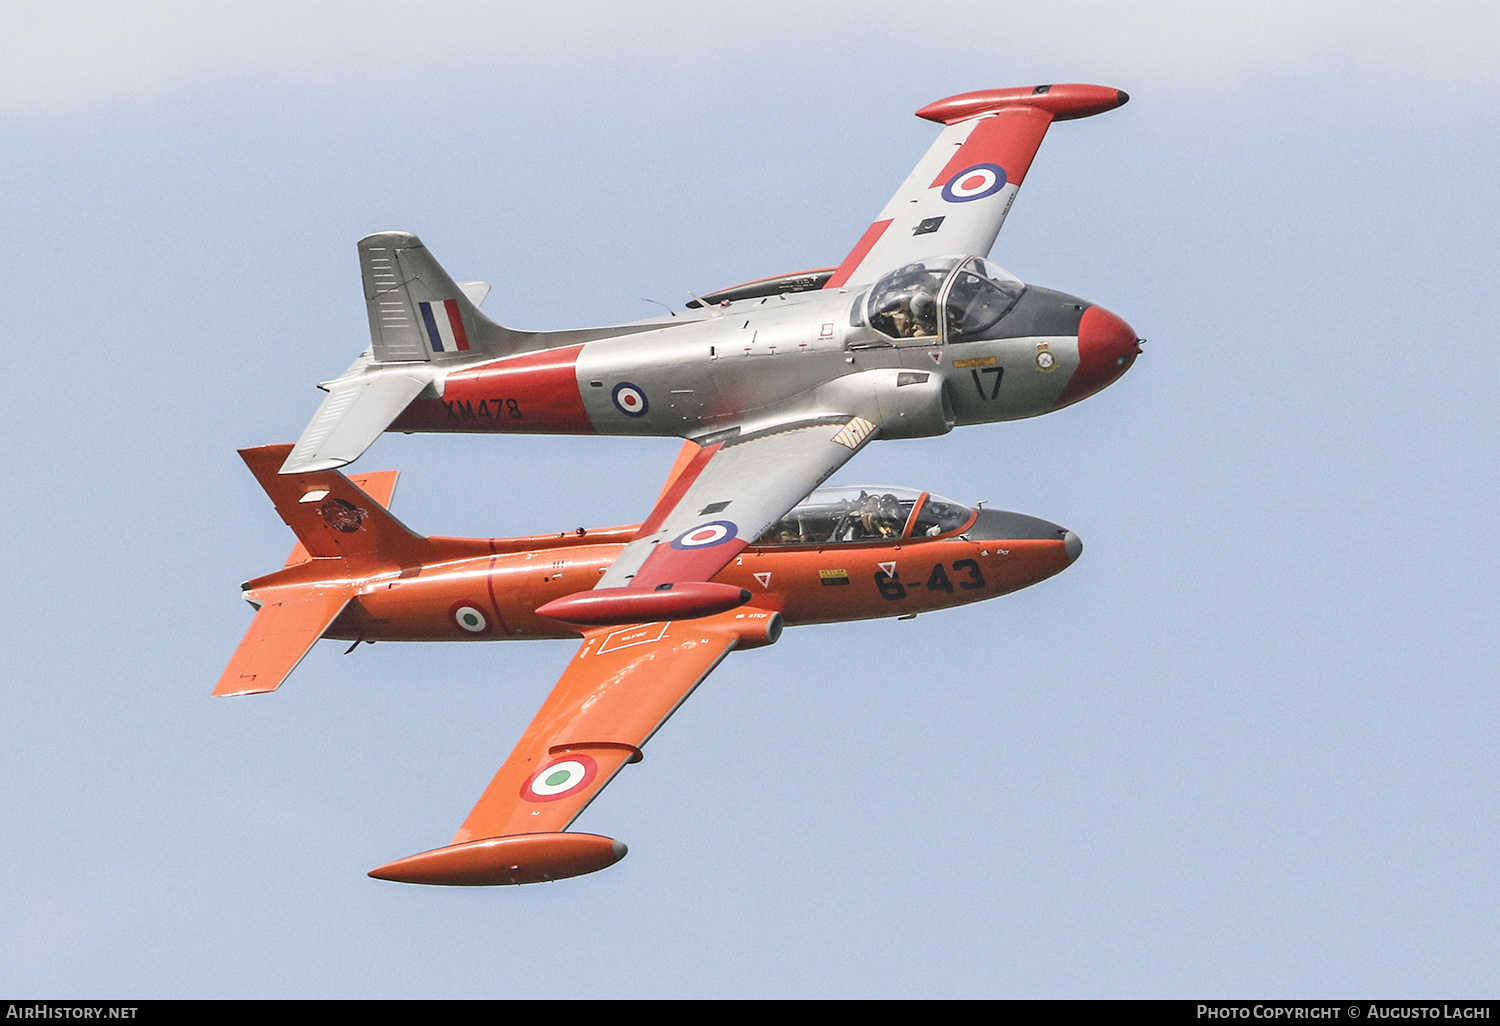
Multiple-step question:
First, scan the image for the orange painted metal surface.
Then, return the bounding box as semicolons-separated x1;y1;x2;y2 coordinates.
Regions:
449;612;767;844
233;446;1075;650
222;445;1079;884
535;582;752;626
214;586;353;696
368;832;626;886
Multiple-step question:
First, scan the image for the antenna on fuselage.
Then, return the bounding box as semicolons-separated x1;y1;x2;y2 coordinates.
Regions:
687;293;728;315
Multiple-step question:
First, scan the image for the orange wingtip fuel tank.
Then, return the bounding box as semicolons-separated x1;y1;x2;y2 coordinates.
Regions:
368;832;627;886
535;582;751;626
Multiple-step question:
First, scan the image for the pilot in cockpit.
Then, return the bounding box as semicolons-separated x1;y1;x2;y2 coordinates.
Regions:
870;264;943;339
909;289;938;337
857;491;905;538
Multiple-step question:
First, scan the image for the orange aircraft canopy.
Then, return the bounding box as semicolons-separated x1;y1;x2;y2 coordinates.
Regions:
753;485;975;547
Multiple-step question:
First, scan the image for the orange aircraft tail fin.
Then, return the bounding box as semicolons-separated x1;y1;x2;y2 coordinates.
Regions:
281;469;400;567
239;444;428;566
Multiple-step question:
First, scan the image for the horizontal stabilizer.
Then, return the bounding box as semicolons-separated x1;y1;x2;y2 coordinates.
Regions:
214;586;353;696
457;281;491;307
280;371;430;474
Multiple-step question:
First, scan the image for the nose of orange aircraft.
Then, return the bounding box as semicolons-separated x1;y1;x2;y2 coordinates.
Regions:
1054;304;1141;409
969;510;1083;565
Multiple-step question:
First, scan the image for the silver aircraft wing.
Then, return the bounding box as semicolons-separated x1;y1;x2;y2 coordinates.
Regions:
597;416;880;591
824;84;1128;291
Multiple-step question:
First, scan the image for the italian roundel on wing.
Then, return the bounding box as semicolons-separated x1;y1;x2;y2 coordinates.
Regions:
521;754;600;802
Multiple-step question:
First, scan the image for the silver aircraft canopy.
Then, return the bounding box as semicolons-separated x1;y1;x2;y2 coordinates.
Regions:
853;256;1026;343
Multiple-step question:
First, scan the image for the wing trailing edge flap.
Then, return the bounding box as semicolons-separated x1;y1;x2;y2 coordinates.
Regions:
372;610;779;884
596;415;880;592
214;586;354;696
279;370;431;474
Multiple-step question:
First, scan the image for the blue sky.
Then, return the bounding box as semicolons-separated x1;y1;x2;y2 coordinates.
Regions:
1;1;1496;998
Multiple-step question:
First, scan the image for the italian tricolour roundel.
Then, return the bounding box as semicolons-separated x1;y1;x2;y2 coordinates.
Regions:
521;754;599;803
451;602;488;634
941;163;1007;203
671;520;739;550
612;382;649;417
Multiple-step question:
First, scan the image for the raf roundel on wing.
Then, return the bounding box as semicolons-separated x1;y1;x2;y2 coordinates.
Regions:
941;163;1007;203
671;520;739;550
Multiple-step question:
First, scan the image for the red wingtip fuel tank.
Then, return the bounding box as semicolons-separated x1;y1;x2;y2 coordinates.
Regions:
1053;304;1141;410
535;582;752;627
916;83;1129;125
369;832;627;886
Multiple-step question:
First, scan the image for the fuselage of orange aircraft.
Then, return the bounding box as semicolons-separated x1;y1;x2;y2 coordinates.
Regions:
219;444;1082;884
232;446;1080;661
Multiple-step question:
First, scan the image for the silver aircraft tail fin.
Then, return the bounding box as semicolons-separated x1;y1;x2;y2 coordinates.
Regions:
281;231;672;475
278;235;519;474
359;231;518;363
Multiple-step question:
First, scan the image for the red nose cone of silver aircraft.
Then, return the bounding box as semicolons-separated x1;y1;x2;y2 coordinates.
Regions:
1054;304;1141;409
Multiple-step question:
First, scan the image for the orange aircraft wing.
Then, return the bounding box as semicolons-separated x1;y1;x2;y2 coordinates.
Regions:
213;585;355;696
369;608;778;884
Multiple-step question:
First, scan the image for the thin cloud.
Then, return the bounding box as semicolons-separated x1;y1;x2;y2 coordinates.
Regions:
0;2;1495;116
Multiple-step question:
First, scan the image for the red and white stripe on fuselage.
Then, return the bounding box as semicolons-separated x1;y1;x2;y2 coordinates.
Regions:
389;343;595;434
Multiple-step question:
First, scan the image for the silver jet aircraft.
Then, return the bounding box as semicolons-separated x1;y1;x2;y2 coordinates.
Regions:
281;83;1142;627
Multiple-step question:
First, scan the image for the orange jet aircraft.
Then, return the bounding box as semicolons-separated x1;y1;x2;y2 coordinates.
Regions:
219;443;1082;886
